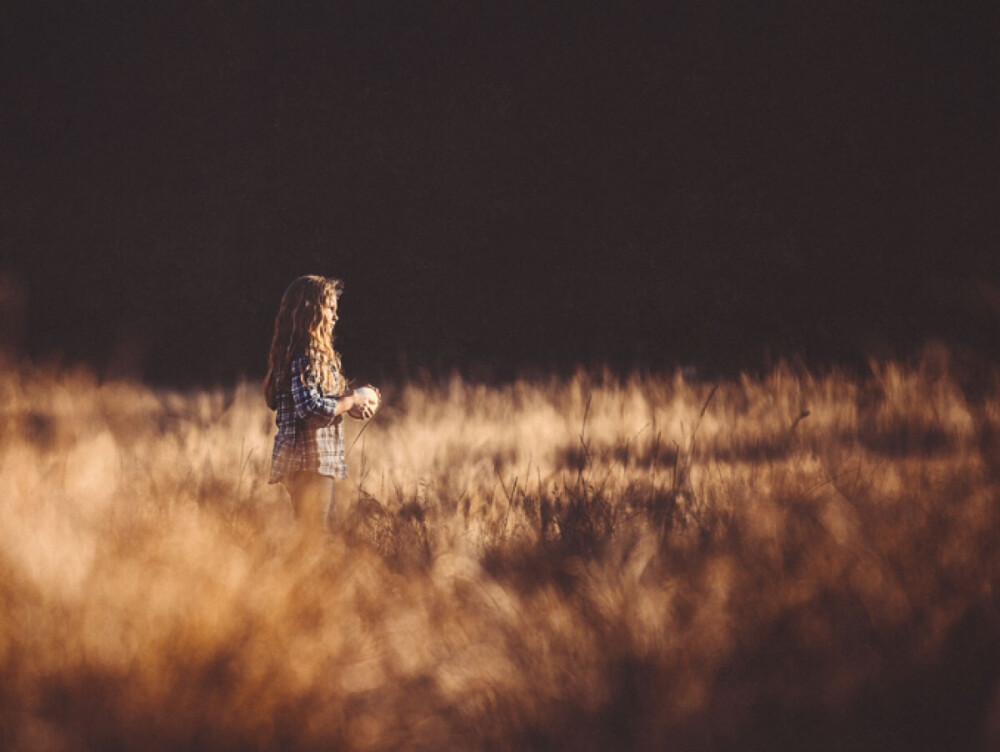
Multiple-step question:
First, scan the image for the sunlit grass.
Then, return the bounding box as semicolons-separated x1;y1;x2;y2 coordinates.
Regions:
1;350;998;750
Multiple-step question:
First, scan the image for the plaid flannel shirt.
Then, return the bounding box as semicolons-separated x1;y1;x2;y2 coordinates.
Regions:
268;355;347;482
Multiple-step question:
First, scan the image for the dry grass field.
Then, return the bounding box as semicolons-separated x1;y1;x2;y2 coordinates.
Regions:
1;347;999;751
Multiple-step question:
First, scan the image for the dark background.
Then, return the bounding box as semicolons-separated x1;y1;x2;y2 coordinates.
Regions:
1;1;997;386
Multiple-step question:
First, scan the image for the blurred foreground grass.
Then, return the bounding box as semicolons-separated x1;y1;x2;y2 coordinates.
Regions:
1;349;998;751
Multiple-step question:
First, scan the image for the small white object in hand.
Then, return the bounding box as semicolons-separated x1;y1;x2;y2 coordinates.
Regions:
353;385;381;420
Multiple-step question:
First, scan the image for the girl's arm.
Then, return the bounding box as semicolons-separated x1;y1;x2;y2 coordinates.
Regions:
290;357;357;425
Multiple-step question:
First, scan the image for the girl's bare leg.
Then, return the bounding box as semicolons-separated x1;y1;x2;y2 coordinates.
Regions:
283;472;336;532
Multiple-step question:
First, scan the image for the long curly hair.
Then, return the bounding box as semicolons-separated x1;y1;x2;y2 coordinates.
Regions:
264;275;344;410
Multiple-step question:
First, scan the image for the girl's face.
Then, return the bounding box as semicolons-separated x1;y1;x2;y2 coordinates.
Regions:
324;301;339;330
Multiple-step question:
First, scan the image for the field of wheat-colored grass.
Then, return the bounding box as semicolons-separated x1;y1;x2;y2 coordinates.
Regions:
1;349;999;751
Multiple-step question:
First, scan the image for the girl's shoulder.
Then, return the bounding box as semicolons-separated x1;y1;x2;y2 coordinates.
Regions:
292;353;342;382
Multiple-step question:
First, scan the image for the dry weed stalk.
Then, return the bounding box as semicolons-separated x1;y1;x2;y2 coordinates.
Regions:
0;353;998;751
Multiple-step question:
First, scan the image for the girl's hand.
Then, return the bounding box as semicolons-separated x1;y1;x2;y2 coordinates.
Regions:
333;391;357;417
348;385;381;420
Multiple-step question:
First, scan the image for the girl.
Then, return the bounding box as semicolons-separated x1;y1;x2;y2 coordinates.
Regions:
264;275;376;530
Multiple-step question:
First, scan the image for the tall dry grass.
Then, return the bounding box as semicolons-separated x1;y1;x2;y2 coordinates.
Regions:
1;349;998;750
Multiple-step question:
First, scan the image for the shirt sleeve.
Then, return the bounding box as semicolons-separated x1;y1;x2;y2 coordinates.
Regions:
290;357;339;426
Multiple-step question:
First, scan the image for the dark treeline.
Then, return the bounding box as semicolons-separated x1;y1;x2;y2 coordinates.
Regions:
2;2;997;385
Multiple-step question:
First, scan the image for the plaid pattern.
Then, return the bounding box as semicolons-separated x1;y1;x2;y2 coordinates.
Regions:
269;355;347;482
